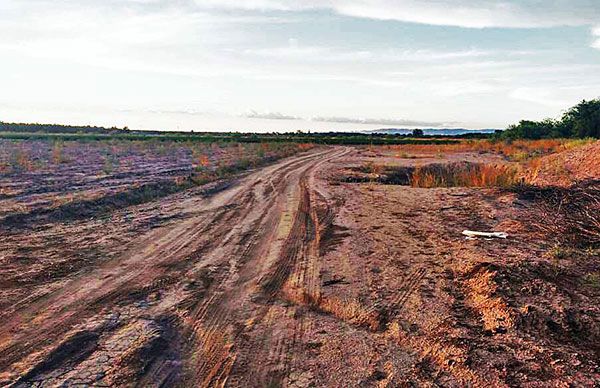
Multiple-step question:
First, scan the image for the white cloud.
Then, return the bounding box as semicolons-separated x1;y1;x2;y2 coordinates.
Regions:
244;110;302;120
509;86;600;108
311;116;451;127
332;1;599;28
193;0;600;29
241;44;518;64
240;111;451;127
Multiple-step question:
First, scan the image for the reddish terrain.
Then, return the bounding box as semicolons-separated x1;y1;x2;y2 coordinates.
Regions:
530;140;600;186
1;143;599;387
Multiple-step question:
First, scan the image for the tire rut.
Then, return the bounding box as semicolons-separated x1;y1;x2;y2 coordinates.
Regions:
0;147;352;387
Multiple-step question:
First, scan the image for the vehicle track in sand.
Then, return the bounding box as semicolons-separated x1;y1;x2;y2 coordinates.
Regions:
0;146;350;387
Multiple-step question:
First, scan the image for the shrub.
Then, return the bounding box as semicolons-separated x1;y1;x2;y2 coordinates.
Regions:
515;181;600;247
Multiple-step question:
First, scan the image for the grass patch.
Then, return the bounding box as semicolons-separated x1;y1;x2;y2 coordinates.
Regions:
410;162;520;188
344;162;522;188
384;138;594;160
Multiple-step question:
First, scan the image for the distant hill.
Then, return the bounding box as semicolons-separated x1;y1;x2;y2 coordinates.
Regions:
366;128;500;136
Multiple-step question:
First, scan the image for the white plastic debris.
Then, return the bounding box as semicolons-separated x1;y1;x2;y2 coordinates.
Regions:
462;230;508;240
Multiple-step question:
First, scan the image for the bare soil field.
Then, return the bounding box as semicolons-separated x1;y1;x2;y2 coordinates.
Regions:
1;141;599;387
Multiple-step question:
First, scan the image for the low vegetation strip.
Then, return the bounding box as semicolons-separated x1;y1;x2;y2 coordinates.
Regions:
383;138;594;161
0;140;314;229
343;162;521;188
0;131;464;145
409;162;520;188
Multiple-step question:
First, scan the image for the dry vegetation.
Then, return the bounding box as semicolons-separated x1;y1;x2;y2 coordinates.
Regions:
350;138;596;189
0;139;313;225
409;162;520;188
383;138;593;160
517;181;600;247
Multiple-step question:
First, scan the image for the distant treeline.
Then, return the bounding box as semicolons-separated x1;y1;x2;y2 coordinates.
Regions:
0;130;463;145
0;121;482;145
0;122;133;134
499;98;600;140
0;121;489;140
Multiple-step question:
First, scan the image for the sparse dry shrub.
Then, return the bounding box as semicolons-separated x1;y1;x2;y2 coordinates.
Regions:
52;192;77;208
174;175;190;186
523;157;543;183
410;162;520;188
584;272;600;289
190;142;314;185
517;181;600;247
12;147;34;172
298;143;314;151
51;141;66;164
102;155;115;175
198;154;211;169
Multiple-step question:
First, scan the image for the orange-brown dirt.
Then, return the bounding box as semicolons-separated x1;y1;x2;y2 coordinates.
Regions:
530;140;600;186
1;145;599;387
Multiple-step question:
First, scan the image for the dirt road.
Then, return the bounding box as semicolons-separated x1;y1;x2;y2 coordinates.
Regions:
0;147;352;387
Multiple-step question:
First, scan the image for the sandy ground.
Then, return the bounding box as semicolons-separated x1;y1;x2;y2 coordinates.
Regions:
1;146;599;387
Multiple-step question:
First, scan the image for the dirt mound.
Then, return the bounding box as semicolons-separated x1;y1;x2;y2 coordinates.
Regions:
531;140;600;186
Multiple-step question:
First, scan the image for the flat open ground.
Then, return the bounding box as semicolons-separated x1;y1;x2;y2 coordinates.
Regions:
1;144;599;387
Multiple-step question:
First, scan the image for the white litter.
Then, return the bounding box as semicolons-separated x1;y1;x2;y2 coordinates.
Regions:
462;230;508;240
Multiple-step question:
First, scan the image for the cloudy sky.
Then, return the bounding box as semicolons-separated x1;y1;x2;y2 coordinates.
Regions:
2;0;600;132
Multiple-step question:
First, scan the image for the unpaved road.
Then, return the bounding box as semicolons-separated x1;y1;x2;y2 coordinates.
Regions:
2;145;599;387
0;147;351;387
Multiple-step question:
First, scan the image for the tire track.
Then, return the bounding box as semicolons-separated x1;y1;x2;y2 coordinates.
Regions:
224;148;350;387
0;147;352;387
180;148;349;387
387;267;428;316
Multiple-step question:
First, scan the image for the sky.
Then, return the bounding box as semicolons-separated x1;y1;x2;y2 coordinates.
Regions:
1;0;600;132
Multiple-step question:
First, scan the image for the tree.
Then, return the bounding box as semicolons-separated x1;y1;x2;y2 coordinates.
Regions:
561;98;600;138
502;119;557;140
412;128;424;137
500;97;600;140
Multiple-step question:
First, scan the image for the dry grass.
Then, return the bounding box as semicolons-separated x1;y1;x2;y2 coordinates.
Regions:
191;142;314;184
410;162;520;188
51;141;66;164
13;148;35;172
379;139;596;188
517;181;600;247
385;139;592;161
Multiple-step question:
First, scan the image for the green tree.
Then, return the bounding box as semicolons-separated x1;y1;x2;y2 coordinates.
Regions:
561;98;600;138
502;119;557;140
